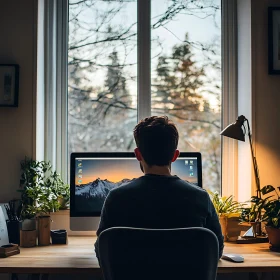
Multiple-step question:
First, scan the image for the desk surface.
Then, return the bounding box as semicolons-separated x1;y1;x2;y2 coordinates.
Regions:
0;237;280;274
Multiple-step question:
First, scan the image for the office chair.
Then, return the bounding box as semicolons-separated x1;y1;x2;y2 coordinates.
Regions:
98;227;219;280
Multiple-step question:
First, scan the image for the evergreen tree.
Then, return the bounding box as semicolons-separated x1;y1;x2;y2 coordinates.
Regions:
99;51;131;115
153;33;221;190
153;33;205;119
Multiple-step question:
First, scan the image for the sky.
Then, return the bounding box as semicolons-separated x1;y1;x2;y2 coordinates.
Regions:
75;158;143;183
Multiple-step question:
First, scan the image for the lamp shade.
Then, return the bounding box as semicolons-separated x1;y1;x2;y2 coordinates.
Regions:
220;115;246;142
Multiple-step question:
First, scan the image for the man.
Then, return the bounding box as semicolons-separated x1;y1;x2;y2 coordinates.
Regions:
95;116;224;258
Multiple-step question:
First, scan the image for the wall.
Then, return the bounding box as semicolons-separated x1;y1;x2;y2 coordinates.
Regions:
0;0;35;202
252;0;280;191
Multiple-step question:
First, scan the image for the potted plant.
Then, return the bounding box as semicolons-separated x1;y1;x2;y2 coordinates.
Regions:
18;157;69;246
261;185;280;251
18;158;47;231
37;169;69;245
240;185;276;238
208;191;244;241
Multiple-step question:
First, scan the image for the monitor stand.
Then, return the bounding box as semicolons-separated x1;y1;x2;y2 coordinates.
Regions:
70;216;100;231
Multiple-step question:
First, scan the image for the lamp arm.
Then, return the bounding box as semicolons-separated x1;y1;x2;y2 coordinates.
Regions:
245;119;261;199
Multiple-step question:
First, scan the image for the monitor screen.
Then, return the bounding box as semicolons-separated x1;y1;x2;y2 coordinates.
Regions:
70;152;202;217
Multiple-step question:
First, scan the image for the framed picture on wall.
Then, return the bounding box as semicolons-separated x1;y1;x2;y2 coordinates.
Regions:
268;7;280;74
0;64;19;107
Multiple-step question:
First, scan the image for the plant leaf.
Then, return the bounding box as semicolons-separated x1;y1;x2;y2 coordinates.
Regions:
261;185;275;195
250;196;261;203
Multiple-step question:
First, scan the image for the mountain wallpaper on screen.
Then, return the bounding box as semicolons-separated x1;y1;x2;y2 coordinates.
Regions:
75;177;135;212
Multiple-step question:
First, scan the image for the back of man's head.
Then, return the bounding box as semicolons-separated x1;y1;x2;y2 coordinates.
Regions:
133;116;179;166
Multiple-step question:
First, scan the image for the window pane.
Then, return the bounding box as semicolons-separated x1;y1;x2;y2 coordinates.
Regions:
151;0;221;192
68;0;137;153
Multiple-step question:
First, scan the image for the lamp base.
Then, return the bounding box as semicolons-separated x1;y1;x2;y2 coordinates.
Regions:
236;236;268;244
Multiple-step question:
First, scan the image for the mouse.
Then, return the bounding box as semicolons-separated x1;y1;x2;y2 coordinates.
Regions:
221;254;244;263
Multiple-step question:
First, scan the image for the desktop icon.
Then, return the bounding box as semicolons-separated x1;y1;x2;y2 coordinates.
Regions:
189;166;193;170
190;160;194;165
78;169;82;174
78;163;82;167
185;160;189;165
78;174;82;178
78;180;82;184
189;172;194;177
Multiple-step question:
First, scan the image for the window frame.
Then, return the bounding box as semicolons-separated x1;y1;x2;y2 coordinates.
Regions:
138;0;151;120
38;0;238;195
36;0;68;181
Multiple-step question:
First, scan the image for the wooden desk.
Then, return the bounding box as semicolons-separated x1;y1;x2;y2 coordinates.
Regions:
0;237;280;275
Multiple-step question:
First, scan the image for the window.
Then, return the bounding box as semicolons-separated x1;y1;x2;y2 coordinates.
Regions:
150;0;221;191
67;0;221;192
68;0;137;153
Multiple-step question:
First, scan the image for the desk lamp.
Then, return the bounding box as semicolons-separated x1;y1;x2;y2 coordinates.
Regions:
220;115;267;243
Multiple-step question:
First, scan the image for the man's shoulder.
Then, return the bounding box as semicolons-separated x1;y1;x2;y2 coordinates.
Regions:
173;178;207;195
110;175;206;195
110;176;146;195
181;180;205;192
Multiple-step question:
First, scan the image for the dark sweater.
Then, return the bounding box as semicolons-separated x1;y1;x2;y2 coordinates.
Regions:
95;174;224;259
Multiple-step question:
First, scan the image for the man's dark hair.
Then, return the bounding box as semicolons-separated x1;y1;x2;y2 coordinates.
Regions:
133;116;179;166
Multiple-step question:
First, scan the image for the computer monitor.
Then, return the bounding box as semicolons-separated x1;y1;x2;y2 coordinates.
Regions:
70;152;202;231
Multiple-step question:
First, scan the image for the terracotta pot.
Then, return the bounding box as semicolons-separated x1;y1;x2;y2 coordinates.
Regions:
265;226;280;249
219;216;227;240
38;215;51;246
219;215;247;242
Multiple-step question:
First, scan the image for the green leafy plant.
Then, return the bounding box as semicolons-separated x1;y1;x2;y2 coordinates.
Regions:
18;157;69;220
240;185;280;227
44;169;70;210
53;172;70;210
208;191;243;217
261;186;280;229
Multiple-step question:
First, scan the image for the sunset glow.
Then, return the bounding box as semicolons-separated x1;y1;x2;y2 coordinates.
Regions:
75;158;142;185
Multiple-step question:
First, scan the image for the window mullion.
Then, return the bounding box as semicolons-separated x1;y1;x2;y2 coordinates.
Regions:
44;0;57;170
137;0;151;121
56;0;68;182
43;0;68;181
221;0;238;197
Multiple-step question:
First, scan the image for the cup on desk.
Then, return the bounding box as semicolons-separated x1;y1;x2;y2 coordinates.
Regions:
6;220;20;245
38;216;51;246
20;230;37;247
51;229;68;244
